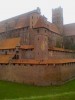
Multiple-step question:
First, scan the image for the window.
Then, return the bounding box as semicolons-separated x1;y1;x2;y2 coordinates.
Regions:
5;51;7;55
16;55;19;59
13;55;19;59
32;22;33;24
32;16;33;19
2;50;4;52
37;29;39;33
13;49;15;51
27;27;28;30
16;51;19;53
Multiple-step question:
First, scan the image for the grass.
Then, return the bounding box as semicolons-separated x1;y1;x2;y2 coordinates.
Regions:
0;80;75;100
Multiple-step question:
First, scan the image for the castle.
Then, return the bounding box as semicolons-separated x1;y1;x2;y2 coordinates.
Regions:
0;7;75;86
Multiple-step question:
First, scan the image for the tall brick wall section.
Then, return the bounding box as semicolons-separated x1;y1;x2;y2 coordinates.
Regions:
60;63;75;82
0;64;75;86
34;33;48;60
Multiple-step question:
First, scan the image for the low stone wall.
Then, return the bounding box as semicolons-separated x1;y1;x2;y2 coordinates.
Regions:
0;63;75;86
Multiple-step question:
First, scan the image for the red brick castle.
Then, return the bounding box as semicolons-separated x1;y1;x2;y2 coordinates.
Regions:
0;7;75;86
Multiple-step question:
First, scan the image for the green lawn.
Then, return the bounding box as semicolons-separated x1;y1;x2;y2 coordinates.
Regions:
0;80;75;100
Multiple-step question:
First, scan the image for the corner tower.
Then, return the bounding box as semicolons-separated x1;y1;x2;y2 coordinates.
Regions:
52;7;63;34
34;32;48;60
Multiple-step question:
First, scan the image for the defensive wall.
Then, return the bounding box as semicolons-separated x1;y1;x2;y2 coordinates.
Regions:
0;62;75;86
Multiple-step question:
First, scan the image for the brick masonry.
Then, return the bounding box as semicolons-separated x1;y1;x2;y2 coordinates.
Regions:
0;63;75;86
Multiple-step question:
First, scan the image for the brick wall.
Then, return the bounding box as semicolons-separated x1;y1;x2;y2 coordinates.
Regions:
34;29;48;60
20;49;34;59
0;63;75;86
49;50;75;59
60;63;75;82
0;64;60;85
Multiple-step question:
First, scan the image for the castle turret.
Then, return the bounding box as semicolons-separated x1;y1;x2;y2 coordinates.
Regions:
52;7;63;34
34;32;48;60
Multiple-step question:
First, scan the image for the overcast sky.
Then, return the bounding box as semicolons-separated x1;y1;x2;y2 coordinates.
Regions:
0;0;75;24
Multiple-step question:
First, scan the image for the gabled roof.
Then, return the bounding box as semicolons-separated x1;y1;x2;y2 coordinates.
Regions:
64;23;75;36
0;8;40;33
0;37;20;50
34;16;60;34
0;54;14;63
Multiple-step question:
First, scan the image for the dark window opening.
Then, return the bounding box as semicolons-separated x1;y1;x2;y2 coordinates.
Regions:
32;16;33;19
13;55;19;59
16;55;19;59
37;29;39;33
5;51;7;55
16;51;19;53
13;49;15;51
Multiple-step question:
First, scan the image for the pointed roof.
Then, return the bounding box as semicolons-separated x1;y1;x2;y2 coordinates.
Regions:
34;16;60;34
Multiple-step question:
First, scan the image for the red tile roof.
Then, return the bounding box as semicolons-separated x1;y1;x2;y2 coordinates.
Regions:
14;15;29;29
0;38;20;50
20;45;34;50
11;59;75;64
0;9;41;33
0;54;14;63
34;16;60;34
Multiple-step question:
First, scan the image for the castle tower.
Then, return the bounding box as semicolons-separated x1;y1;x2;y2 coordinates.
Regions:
34;33;48;60
52;7;63;34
